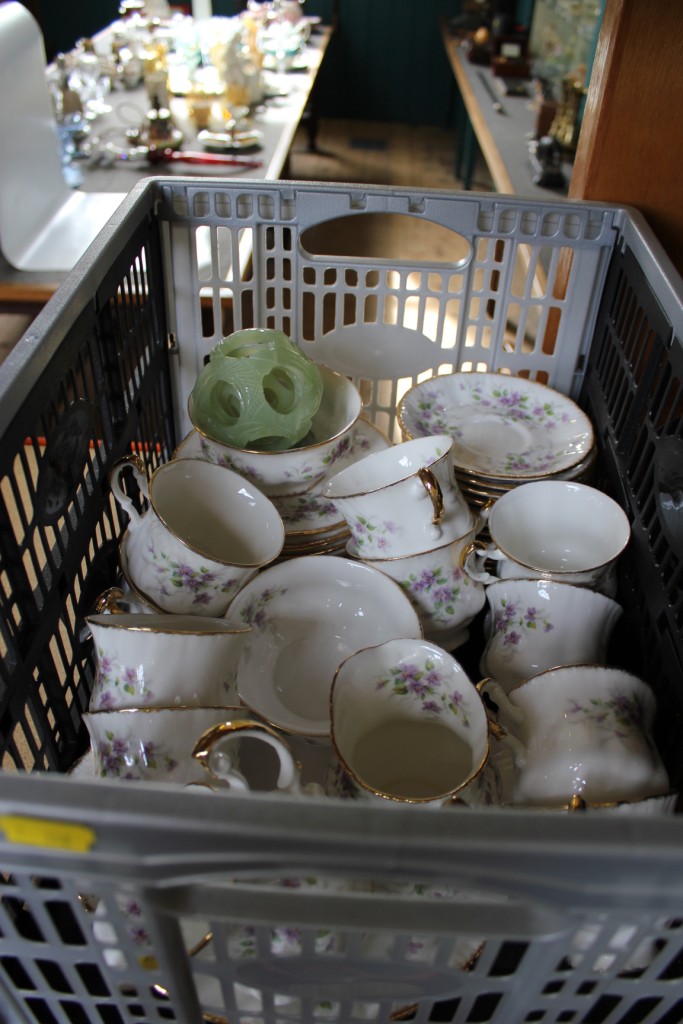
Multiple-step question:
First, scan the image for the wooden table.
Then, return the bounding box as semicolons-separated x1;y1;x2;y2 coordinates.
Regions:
0;21;332;316
440;18;571;199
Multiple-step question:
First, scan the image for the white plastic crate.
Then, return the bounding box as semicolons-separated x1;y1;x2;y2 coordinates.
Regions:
0;178;682;1024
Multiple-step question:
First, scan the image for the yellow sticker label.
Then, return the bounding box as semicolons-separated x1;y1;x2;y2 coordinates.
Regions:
138;955;159;971
0;816;96;852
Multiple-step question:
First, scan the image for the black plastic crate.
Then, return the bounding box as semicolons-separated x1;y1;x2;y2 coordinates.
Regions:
0;179;681;1024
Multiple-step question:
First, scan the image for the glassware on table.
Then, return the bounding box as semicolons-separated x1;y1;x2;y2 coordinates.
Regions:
68;39;113;117
256;4;309;74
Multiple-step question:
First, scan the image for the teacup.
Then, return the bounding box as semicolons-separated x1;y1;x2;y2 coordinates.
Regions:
348;520;485;651
479;579;623;690
482;666;670;807
328;638;493;805
110;454;284;616
187;364;362;497
463;480;630;596
86;612;251;710
322;435;474;559
84;705;291;787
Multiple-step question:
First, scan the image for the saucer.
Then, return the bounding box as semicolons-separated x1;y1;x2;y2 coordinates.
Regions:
274;417;391;537
118;532;166;613
227;555;422;738
398;372;594;479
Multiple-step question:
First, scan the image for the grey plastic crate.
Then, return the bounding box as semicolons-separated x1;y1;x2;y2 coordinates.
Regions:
0;178;682;1024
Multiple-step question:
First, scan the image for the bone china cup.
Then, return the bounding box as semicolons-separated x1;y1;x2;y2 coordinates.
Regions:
328;638;491;805
348;520;485;651
464;480;630;596
110;454;285;616
322;434;474;558
482;666;670;808
84;705;269;786
86;613;251;710
187;364;363;497
479;579;623;691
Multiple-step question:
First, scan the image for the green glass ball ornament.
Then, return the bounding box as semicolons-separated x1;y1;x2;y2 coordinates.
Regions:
191;328;324;451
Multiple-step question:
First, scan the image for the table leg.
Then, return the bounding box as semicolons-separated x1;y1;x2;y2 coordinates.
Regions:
454;96;477;189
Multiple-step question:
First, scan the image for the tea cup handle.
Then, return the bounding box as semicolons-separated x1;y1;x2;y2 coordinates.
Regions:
477;678;527;763
192;720;314;796
460;539;505;584
417;467;445;525
92;586;127;614
109;453;149;527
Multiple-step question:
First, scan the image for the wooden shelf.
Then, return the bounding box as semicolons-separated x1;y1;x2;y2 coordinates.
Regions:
440;18;571;200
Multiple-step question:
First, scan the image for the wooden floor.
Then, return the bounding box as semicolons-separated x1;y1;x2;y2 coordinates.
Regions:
288;117;465;190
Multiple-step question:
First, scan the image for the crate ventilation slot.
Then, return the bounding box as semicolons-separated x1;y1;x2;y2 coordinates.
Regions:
298;214;472;379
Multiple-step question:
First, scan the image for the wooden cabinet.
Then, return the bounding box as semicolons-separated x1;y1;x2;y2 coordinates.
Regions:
569;0;683;277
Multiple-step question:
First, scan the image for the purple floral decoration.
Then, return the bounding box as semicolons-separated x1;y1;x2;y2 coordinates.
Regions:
399;564;475;625
237;586;287;628
376;656;470;726
566;690;647;739
120;897;153;948
322;434;355;468
94;648;152;707
406;380;581;473
280;494;339;527
199;436;267;485
94;732;178;779
348;514;400;554
492;598;554;648
145;543;240;608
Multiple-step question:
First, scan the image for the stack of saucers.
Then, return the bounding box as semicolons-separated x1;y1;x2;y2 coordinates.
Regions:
397;371;596;511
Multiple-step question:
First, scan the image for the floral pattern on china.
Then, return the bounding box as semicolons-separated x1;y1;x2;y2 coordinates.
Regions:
92;733;179;779
175;417;392;534
196;432;345;488
567;691;648;738
398;564;478;629
347;514;402;555
94;650;155;708
492;598;554;648
376;655;472;727
398;372;594;478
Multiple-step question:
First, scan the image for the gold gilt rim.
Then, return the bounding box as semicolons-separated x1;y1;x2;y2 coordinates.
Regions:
501;662;653;700
282;519;350;540
329;706;491;806
86;612;250;637
282;531;350;553
236;691;330;740
322;435;453;502
150;458;285;570
453;444;598;489
397;372;595;480
487;528;626;576
85;704;246;716
187;365;362;456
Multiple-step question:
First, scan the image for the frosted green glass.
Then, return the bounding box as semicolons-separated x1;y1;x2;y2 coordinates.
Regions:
191;329;324;451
